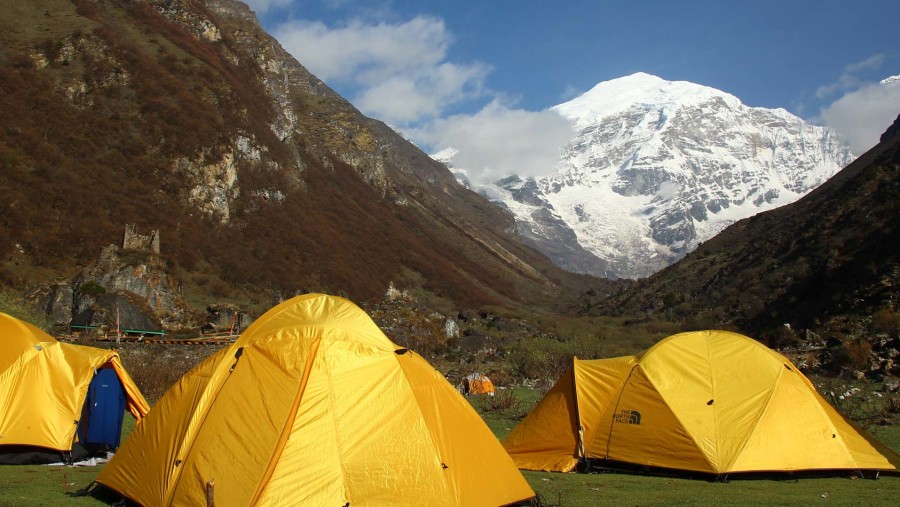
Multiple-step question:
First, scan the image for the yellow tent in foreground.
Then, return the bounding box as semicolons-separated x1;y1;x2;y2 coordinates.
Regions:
97;294;533;506
503;330;900;475
0;312;149;462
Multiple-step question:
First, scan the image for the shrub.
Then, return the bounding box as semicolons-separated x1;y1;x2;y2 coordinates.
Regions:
872;308;900;336
476;388;520;413
816;376;900;429
79;280;106;297
507;336;573;382
118;344;223;403
206;277;232;298
836;337;872;370
758;325;800;349
0;289;52;331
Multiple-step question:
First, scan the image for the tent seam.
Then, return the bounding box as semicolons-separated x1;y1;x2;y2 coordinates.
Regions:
720;364;785;471
394;352;458;505
165;344;249;505
249;338;322;506
705;333;721;473
570;357;586;462
639;363;718;473
794;373;860;469
322;341;353;506
602;365;637;460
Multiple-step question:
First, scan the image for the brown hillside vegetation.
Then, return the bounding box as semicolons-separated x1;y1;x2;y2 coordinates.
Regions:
598;114;900;353
0;0;598;311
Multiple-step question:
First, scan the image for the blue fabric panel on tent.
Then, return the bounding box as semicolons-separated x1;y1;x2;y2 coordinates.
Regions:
78;368;126;448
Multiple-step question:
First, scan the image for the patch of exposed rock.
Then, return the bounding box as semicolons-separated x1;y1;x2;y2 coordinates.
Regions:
32;227;196;332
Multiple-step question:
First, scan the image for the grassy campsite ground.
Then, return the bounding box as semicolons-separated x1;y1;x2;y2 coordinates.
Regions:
1;387;898;507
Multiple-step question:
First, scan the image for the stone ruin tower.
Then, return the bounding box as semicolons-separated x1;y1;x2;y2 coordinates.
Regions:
122;223;160;254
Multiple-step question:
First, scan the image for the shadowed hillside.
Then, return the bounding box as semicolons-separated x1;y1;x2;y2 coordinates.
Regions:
0;0;599;313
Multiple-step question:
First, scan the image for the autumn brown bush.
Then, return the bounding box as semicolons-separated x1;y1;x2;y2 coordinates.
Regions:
834;337;873;371
476;388;520;413
872;308;900;335
117;344;223;403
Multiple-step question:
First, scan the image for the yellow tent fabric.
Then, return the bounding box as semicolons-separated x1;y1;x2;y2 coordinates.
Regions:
459;372;496;395
97;294;533;506
0;312;149;453
503;330;900;475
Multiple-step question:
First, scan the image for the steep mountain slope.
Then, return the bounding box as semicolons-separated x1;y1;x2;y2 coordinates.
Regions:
0;0;591;311
461;73;853;279
596;114;900;348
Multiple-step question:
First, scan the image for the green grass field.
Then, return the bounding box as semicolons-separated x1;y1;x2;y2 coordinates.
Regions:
1;391;898;507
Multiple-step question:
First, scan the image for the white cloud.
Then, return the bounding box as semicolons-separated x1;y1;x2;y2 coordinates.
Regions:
272;16;489;125
820;78;900;154
416;101;575;184
269;12;574;183
242;0;294;14
355;62;490;124
846;54;885;73
560;85;583;102
273;17;448;82
816;54;885;99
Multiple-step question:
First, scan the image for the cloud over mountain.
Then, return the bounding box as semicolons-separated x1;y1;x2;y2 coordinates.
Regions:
419;101;574;183
272;16;489;125
820;75;900;154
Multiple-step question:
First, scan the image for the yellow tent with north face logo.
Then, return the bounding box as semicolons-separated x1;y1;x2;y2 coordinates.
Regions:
96;294;533;506
0;312;149;463
503;330;900;475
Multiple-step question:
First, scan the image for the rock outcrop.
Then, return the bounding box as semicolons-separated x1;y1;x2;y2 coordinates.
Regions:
34;225;191;332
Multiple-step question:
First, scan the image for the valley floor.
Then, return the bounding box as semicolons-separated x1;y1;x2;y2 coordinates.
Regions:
1;390;898;507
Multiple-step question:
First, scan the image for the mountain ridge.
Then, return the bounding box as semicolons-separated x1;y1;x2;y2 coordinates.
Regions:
448;73;853;279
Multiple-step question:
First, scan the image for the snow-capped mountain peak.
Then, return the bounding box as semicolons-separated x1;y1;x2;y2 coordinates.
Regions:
554;72;744;125
445;73;854;279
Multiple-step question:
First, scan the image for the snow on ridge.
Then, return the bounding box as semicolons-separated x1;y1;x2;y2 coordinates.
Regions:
553;72;743;122
431;147;459;163
462;73;855;279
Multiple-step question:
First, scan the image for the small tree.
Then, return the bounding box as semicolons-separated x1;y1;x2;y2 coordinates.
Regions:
79;280;107;297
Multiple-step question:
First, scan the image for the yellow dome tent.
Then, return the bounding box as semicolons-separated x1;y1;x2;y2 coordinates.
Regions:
96;294;533;506
458;372;496;396
503;330;900;476
0;312;149;464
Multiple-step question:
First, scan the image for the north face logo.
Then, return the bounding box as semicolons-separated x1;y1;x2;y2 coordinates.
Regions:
613;409;641;425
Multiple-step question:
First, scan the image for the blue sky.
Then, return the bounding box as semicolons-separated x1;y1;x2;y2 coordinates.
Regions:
245;0;900;180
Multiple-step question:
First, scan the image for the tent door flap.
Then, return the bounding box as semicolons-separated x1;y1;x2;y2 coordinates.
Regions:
78;368;126;449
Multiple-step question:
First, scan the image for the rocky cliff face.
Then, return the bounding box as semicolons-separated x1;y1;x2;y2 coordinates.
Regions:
1;0;588;313
34;238;191;332
459;73;853;279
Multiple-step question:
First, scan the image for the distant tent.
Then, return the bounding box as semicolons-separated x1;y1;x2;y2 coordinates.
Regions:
0;312;149;464
97;294;533;506
503;330;900;476
458;372;496;396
